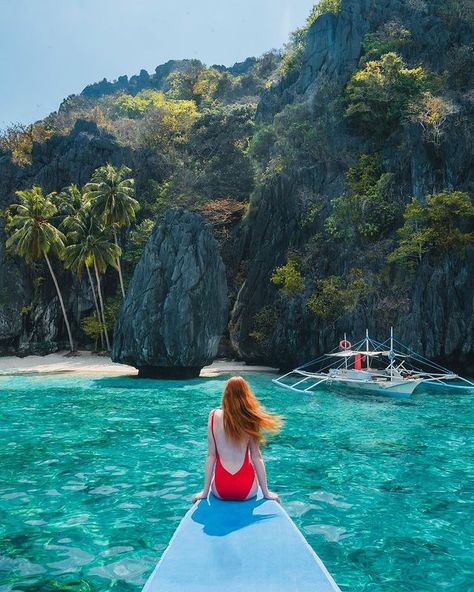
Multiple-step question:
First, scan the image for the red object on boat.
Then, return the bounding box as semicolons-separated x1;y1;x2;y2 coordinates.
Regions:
355;354;367;370
339;340;351;350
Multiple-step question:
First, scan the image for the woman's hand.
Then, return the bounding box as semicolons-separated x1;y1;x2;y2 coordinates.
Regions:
192;491;207;504
263;490;280;503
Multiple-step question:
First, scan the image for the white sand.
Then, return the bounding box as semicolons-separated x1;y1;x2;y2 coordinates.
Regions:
0;351;277;377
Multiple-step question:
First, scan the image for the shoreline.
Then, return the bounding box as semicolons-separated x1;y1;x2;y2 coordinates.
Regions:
0;351;278;378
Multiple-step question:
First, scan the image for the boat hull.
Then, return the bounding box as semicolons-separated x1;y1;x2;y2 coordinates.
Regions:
272;376;424;396
328;377;424;396
142;491;340;592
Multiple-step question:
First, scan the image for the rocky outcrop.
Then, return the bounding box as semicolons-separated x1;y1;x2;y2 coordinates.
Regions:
231;0;474;370
81;60;203;99
81;56;259;100
257;0;473;121
112;208;228;377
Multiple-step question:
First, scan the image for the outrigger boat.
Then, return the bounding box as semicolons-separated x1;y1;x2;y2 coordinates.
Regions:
273;329;474;397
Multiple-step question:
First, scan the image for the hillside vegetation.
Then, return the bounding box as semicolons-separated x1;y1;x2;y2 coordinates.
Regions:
0;0;473;368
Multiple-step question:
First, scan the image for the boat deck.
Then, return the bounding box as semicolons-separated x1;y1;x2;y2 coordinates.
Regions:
142;491;340;592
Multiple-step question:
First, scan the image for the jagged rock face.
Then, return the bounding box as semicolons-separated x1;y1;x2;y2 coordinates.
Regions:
258;0;472;121
232;0;474;370
112;208;228;378
81;57;258;100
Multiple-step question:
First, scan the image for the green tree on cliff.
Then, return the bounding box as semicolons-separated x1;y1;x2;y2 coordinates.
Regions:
345;52;430;139
5;186;75;352
84;164;139;298
307;0;341;25
187;105;255;201
388;191;474;267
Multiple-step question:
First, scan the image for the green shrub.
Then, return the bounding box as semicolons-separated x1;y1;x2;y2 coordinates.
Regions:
325;154;398;241
439;0;474;26
307;0;342;26
301;200;323;229
388;191;474;267
0;123;54;166
307;268;367;320
249;124;277;164
361;23;412;62
123;219;154;276
250;305;279;344
447;44;474;90
271;255;305;296
251;103;318;178
81;314;106;349
279;27;308;77
104;296;122;329
345;52;431;139
409;92;458;145
187;104;255;201
165;63;206;101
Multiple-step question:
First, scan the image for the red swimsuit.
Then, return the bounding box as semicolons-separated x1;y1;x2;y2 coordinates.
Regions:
211;410;255;501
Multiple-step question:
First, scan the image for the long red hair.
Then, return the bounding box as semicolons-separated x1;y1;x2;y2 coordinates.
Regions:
221;376;282;443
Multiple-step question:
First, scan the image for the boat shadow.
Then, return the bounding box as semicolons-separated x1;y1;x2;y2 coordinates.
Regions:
191;494;277;537
90;374;228;390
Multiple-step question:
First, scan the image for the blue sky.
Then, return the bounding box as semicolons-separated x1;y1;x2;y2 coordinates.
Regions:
0;0;316;129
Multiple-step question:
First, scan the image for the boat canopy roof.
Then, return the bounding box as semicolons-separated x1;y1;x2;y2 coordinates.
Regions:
326;350;393;358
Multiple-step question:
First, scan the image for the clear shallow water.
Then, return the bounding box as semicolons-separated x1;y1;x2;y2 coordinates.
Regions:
0;373;473;592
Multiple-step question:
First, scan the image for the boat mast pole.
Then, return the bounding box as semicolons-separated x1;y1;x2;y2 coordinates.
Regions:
390;326;394;381
366;328;370;370
344;332;348;370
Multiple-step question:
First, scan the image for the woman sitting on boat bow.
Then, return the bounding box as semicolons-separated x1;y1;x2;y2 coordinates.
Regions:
192;376;282;503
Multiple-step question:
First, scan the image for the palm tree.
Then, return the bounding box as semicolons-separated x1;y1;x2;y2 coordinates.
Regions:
59;185;103;348
62;207;121;351
84;164;139;298
55;183;106;346
54;183;84;220
6;186;75;352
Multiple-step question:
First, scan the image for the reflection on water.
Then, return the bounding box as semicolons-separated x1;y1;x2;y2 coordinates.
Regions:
0;373;473;591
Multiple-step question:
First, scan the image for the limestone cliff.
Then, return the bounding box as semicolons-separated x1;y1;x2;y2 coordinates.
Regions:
230;0;474;370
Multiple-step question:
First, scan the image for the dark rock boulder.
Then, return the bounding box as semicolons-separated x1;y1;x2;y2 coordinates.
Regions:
112;208;228;377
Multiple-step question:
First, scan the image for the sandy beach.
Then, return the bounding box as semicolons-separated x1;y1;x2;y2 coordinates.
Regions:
0;351;277;377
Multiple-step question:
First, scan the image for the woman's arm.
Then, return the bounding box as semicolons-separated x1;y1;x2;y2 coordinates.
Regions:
249;437;280;502
192;411;217;503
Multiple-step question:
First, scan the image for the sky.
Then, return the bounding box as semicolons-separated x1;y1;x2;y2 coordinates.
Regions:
0;0;316;129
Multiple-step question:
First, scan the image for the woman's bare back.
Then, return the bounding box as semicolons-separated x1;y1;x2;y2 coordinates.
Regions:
211;409;251;474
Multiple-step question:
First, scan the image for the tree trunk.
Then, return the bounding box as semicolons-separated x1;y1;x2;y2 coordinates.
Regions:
44;253;75;352
114;229;125;298
94;260;111;351
86;265;104;350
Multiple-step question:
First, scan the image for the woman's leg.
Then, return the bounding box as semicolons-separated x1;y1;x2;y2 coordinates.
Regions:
211;478;223;499
244;476;258;500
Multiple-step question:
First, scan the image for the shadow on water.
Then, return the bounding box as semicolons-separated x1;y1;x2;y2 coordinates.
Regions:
328;385;416;406
191;495;277;537
91;374;229;391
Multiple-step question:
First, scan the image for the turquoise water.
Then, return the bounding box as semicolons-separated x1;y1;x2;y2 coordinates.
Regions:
0;373;473;592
